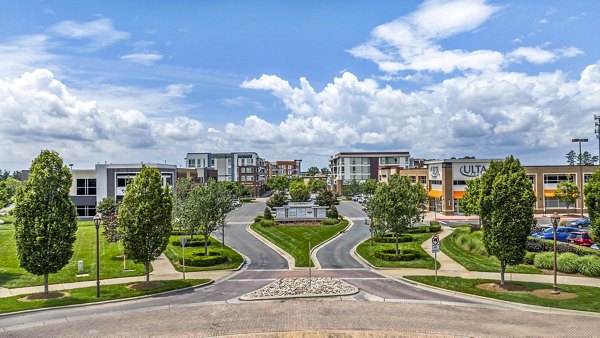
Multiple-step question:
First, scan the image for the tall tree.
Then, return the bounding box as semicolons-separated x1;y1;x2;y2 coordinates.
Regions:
579;151;598;165
320;167;330;175
364;175;427;254
0;177;22;209
265;175;290;192
566;150;577;166
307;178;326;193
118;166;173;283
305;166;320;176
97;197;127;269
267;193;286;208
480;156;535;285
361;179;378;196
459;177;482;216
316;189;338;208
584;169;600;241
13;150;77;294
289;180;310;202
343;179;361;197
554;180;580;212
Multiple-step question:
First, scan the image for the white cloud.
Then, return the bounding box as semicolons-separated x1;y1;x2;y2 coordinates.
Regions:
48;18;129;50
120;53;163;65
509;46;583;64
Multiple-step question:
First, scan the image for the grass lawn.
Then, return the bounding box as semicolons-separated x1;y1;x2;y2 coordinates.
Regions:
250;220;348;267
356;232;438;269
164;235;243;272
0;222;147;288
406;275;600;313
0;279;210;314
0;215;14;224
441;227;541;274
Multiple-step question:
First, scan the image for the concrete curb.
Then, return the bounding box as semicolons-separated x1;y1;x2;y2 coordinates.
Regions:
246;223;295;269
310;217;353;270
0;279;215;318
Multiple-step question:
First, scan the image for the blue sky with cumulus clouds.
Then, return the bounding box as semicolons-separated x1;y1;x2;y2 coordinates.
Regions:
0;0;599;170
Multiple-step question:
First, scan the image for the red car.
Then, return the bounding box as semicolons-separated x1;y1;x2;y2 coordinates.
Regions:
567;232;594;247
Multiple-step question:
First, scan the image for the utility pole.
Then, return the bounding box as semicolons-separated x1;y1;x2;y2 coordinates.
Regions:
572;138;589;217
595;115;600;163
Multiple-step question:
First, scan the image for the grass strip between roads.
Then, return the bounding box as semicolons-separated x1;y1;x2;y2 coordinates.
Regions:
250;220;348;267
356;232;438;269
441;227;541;274
406;275;600;313
0;279;210;314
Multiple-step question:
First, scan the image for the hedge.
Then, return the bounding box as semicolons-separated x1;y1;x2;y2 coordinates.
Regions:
374;248;420;261
171;237;211;247
322;218;340;225
260;219;275;227
557;253;580;274
373;234;413;243
180;250;228;267
254;215;264;223
533;252;554;270
428;224;442;232
527;237;600;258
523;252;537;265
577;255;600;277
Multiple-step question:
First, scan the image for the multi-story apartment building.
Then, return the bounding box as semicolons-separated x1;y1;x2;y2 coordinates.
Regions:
329;151;411;195
184;152;266;197
266;160;302;178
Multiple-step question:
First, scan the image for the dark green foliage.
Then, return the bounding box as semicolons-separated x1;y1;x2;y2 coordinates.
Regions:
306;166;320;176
265;175;290;192
405;226;429;234
577;255;600;277
429;224;442;232
316;190;338;207
118;166;173;283
254;215;264;223
526;237;599;257
180;249;228;267
480;156;535;284
374;248;420;261
267;193;286;208
171;237;210;247
523;252;537;265
566;150;577;166
259;219;275;227
584;168;600;241
326;205;339;219
373;234;413;243
307;178;326;193
240;198;254;203
97;197;120;243
263;207;273;220
0;177;22;209
13;150;77;293
343;179;361;197
321;218;340;225
289;180;309;202
557;253;579;274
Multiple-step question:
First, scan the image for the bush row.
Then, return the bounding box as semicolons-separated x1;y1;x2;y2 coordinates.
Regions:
373;234;413;243
531;251;600;277
526;237;600;258
259;219;275;227
374;248;420;261
171;237;210;247
321;218;340;225
179;250;228;267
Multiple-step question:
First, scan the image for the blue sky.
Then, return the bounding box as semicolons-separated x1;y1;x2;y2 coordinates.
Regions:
1;0;599;171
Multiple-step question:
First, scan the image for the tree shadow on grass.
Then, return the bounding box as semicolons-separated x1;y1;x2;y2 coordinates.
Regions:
0;270;23;287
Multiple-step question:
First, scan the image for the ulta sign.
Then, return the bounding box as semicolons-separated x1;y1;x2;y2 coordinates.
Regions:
459;164;487;178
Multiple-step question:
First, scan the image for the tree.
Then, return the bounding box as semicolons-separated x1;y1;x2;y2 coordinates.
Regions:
316;190;338;208
554;180;580;212
585;169;600;241
459;177;482;216
97;197;120;243
327;205;339;219
118;166;173;283
267;193;286;208
289;180;310;202
265;175;290;192
0;177;22;209
305;166;320;176
364;175;427;254
320;167;330;175
480;156;534;286
343;179;361;197
307;178;326;193
263;207;273;220
172;177;194;233
13;150;77;294
566;150;577;166
580;151;598;165
361;179;378;196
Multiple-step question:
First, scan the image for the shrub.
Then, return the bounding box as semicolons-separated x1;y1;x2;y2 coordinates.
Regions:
577;255;600;277
321;218;340;225
260;219;275;227
171;237;210;247
373;234;413;243
180;250;228;267
171;229;188;236
526;238;546;252
327;205;339;219
470;223;481;232
254;215;264;223
428;224;442;232
523;252;537;265
533;252;555;270
263;207;273;220
526;237;600;257
557;252;580;274
559;220;569;227
455;231;487;256
240;198;254;203
406;226;429;234
374;248;420;261
429;221;440;227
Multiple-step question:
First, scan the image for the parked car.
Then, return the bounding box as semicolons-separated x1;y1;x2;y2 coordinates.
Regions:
569;217;592;228
567;231;594;247
531;226;580;242
591;244;599;250
531;225;552;235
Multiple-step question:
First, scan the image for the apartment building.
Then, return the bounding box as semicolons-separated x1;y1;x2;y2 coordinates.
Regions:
266;160;302;178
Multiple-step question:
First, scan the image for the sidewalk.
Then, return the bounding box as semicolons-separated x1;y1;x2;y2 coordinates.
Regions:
0;253;234;298
381;225;600;288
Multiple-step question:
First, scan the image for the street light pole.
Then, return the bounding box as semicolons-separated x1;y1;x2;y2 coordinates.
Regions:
93;213;102;298
550;212;561;295
572;138;588;217
595;115;600;161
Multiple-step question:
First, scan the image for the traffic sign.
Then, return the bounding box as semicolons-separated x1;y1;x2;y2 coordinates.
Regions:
432;235;440;245
180;237;188;246
432;244;440;253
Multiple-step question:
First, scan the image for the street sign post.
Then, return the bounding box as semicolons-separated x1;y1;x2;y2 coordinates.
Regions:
432;235;440;281
180;237;188;280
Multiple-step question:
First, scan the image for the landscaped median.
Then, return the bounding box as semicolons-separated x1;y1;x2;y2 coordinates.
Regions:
356;224;441;269
406;275;600;313
250;218;348;267
164;233;243;272
0;279;211;314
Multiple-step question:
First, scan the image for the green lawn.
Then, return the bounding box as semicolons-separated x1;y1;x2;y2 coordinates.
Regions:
407;275;600;313
250;220;348;267
0;279;210;314
356;232;438;269
0;222;147;288
164;235;243;272
441;227;541;274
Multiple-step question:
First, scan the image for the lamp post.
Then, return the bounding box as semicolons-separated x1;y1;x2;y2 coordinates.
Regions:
550;212;561;295
93;213;102;298
572;138;588;217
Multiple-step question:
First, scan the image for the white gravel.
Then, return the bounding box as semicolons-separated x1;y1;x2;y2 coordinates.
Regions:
241;277;358;300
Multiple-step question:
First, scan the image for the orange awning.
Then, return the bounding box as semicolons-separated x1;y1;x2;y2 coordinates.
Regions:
544;190;555;198
454;191;465;199
428;190;442;198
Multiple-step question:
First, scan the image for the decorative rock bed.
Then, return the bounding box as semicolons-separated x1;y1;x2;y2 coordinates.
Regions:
240;277;358;300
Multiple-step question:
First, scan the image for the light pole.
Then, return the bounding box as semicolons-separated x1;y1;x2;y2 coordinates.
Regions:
550;212;561;295
93;213;102;298
595;115;600;161
572;138;588;217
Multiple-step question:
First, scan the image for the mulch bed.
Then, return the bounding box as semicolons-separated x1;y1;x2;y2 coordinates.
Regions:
127;281;163;291
477;282;577;299
19;291;70;302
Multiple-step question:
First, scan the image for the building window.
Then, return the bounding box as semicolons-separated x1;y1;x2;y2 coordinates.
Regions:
76;179;96;195
430;180;442;185
247;176;254;181
545;197;569;208
453;180;467;186
77;205;96;217
585;174;593;183
544;174;574;184
410;176;416;183
419;176;427;184
188;159;196;167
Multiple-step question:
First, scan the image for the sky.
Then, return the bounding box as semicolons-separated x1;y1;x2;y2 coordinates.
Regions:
1;0;600;171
